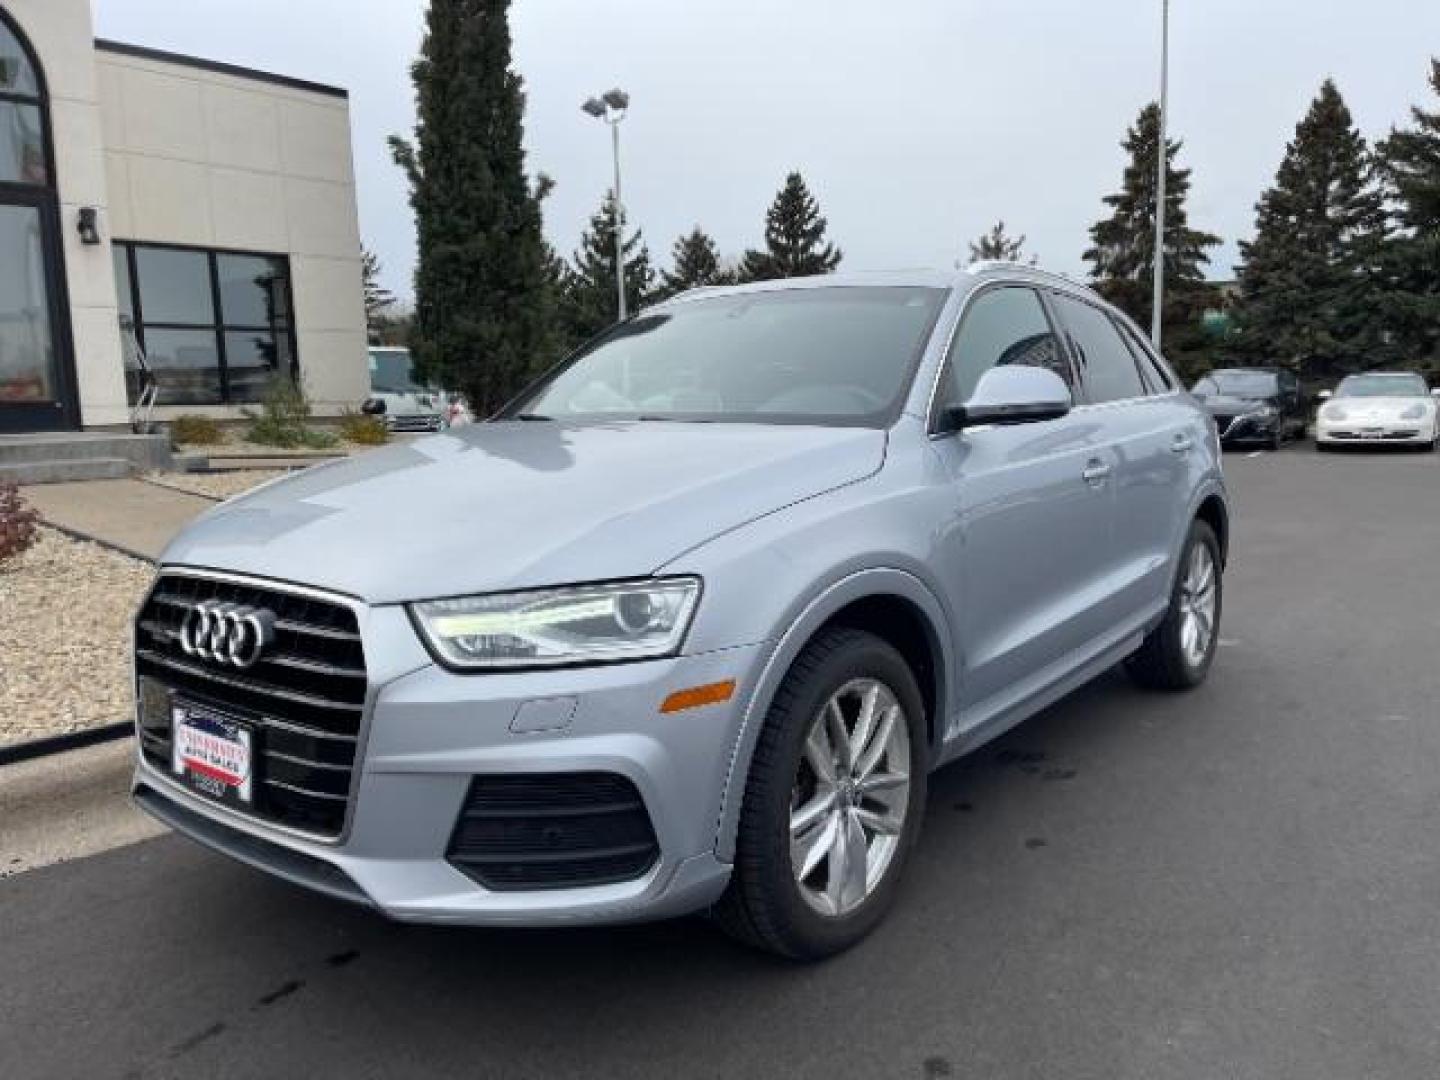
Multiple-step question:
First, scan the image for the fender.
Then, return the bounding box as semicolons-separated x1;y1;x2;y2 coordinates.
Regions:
711;566;954;863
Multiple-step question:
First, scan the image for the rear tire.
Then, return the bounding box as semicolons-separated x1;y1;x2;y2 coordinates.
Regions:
715;628;927;960
1126;520;1222;691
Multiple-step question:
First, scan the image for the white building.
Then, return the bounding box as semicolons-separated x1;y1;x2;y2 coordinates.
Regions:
0;0;369;434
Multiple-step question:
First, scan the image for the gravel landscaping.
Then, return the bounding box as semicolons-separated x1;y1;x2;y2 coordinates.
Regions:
145;469;288;502
0;528;154;746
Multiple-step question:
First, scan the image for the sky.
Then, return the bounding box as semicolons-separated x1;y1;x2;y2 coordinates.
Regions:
93;0;1440;305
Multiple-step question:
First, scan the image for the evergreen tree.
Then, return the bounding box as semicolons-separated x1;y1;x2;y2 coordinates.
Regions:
560;192;655;344
740;172;842;281
1084;103;1220;378
1376;59;1440;373
1230;80;1390;381
388;0;557;415
968;221;1032;264
658;227;732;297
360;247;396;341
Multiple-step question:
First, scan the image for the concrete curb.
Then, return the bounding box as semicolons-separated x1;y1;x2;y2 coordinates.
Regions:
37;520;156;564
0;722;131;768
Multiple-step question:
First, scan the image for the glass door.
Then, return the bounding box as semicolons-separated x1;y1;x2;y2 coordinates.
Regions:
0;193;68;430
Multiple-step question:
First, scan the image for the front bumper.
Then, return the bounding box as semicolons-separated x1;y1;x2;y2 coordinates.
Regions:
134;602;765;925
1316;417;1434;445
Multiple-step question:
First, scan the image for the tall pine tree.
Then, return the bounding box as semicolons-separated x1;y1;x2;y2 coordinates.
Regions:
560;192;655;344
658;227;731;297
1230;80;1390;381
968;221;1032;264
1376;59;1440;374
389;0;556;415
740;172;842;281
1084;103;1220;378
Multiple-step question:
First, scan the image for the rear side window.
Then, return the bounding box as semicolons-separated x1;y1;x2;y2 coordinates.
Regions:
1114;318;1174;393
939;286;1070;408
1050;293;1147;404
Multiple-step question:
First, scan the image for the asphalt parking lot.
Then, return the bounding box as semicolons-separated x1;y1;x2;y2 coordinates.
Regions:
4;442;1440;1080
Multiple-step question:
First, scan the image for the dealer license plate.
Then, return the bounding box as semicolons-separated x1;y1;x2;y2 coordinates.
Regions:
172;702;254;804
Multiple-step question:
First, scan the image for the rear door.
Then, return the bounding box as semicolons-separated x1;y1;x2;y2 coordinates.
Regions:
1048;292;1197;631
927;284;1116;730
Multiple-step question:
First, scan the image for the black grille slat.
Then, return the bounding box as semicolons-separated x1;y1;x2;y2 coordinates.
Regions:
447;773;660;891
135;574;367;839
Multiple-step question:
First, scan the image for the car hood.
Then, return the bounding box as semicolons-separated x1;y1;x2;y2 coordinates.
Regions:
1325;397;1431;418
161;421;886;603
1195;394;1275;415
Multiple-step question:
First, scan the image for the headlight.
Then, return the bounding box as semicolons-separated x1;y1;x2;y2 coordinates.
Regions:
1400;403;1427;420
410;577;701;670
1322;404;1346;422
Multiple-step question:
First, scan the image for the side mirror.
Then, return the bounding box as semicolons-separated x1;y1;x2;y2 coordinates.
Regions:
1317;389;1333;401
941;366;1072;432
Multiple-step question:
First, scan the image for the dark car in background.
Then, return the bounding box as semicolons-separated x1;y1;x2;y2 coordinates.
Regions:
1190;368;1307;450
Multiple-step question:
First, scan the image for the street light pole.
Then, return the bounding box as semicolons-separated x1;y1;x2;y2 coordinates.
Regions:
611;119;625;321
582;89;631;322
1151;0;1169;349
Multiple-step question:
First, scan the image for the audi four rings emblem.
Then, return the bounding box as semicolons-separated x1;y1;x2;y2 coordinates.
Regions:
178;601;276;669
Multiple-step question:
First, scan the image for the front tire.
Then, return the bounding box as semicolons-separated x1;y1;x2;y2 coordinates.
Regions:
1126;520;1222;690
715;628;927;960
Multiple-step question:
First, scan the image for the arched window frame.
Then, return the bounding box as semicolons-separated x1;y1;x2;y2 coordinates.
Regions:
0;6;54;190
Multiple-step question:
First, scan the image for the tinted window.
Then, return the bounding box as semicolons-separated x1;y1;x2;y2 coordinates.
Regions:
1051;294;1146;404
1115;319;1174;392
116;242;296;405
1193;370;1278;397
134;248;213;325
940;287;1067;407
0;101;46;185
0;22;40;97
514;287;947;426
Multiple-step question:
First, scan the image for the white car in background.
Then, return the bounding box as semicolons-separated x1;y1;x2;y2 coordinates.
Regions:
363;346;448;433
1316;373;1440;451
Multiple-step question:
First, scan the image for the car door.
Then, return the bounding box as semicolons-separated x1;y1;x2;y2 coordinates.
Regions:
1278;370;1304;436
927;284;1117;732
1048;292;1198;633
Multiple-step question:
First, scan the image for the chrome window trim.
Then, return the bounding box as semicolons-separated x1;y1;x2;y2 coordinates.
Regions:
134;564;374;848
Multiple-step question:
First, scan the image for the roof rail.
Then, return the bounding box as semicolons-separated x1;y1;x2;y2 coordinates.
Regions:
964;260;1081;289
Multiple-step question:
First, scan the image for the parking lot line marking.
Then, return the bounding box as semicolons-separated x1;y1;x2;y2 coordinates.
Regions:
1246;451;1262;458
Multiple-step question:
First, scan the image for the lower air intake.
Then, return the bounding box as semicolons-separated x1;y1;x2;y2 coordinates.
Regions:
447;772;660;891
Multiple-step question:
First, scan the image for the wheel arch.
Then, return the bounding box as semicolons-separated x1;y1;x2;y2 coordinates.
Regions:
1194;490;1230;566
713;568;952;863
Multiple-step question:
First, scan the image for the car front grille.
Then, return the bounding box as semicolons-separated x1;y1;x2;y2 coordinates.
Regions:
134;573;367;839
447;773;660;891
385;414;443;432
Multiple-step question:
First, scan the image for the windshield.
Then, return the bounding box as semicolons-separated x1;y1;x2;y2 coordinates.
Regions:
1192;371;1277;397
507;287;948;426
369;349;424;394
1335;374;1428;398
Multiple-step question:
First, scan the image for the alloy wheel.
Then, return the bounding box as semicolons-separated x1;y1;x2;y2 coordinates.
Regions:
789;678;911;918
1178;541;1218;668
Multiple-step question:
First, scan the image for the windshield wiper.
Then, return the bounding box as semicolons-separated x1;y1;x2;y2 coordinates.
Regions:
513;413;553;421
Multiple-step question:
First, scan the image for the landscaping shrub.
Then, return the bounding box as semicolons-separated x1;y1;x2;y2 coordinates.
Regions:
243;377;339;450
0;483;40;566
169;414;224;446
338;410;389;445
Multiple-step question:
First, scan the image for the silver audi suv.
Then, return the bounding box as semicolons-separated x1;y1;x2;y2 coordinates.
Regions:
132;264;1228;959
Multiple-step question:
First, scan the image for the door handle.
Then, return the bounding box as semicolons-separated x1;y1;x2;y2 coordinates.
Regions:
1171;434;1194;454
1081;461;1112;485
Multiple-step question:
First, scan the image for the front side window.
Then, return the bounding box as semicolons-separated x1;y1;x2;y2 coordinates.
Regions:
939;286;1068;409
510;287;947;426
1050;293;1147;404
116;242;295;406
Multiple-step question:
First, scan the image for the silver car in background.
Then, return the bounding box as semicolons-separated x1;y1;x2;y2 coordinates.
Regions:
132;264;1229;959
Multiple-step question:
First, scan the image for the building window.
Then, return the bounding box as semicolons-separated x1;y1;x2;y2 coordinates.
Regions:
114;241;296;406
0;18;46;186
